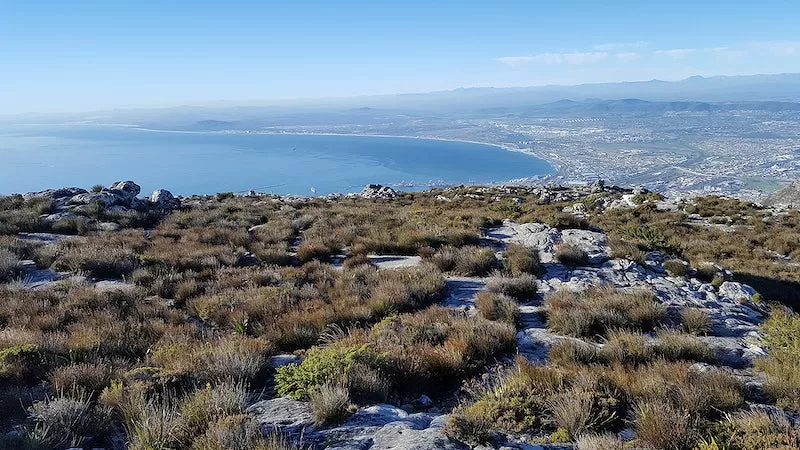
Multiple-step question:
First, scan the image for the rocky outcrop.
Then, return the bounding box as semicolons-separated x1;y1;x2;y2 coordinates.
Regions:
23;187;87;200
248;399;465;450
360;184;398;199
150;189;180;209
23;181;179;229
485;220;768;369
70;181;142;208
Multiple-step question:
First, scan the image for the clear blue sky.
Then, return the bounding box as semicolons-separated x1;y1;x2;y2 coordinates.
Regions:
2;1;799;114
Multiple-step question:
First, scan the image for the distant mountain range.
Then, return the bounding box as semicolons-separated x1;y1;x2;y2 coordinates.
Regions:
480;98;800;117
4;73;800;125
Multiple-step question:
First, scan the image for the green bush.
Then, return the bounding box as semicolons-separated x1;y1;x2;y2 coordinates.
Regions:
275;344;379;400
754;309;800;410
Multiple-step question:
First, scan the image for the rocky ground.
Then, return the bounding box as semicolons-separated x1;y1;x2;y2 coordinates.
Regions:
242;220;773;449
6;180;791;449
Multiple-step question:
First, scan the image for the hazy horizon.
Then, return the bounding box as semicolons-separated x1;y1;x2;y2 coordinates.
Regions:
4;1;800;114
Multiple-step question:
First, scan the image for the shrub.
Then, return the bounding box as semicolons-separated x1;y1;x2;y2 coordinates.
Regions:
190;337;271;384
192;414;288;450
546;385;618;439
634;400;696;450
370;308;516;393
310;383;353;425
343;253;373;268
0;344;44;383
655;330;716;363
123;393;180;450
554;243;589;267
486;274;538;300
296;241;333;263
608;238;647;266
695;263;719;283
27;392;111;449
545;286;663;338
447;366;553;443
575;433;624;450
714;410;800;450
50;363;114;398
617;225;677;254
476;292;519;325
548;340;602;366
53;238;141;279
275;344;378;400
447;359;620;444
673;370;744;417
178;381;247;442
681;308;712;335
345;363;389;403
52;218;89;235
0;249;20;282
430;246;498;276
663;259;689;277
754;309;800;410
503;243;541;276
599;330;653;366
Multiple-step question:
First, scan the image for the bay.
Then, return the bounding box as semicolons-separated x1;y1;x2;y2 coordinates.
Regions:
0;124;552;196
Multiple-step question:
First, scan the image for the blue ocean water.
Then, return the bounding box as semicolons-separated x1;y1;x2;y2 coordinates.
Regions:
0;125;552;196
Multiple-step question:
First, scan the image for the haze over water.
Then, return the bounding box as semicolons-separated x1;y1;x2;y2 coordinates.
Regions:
0;125;552;196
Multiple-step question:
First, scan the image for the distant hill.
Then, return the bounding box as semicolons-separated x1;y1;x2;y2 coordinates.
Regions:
482;98;800;117
764;181;800;207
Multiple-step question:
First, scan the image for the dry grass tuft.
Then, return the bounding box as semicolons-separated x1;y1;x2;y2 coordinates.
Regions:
554;243;589;267
545;286;663;338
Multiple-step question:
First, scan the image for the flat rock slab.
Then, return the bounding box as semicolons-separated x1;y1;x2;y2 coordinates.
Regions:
369;255;421;269
16;232;80;244
441;277;486;311
248;399;464;449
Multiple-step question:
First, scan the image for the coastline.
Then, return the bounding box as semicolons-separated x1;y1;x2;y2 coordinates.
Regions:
8;122;554;172
120;125;558;176
0;123;557;195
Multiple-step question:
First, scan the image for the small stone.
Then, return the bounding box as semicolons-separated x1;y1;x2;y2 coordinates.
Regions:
412;394;433;409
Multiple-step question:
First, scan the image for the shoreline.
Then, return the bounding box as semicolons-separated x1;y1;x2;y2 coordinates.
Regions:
6;122;557;175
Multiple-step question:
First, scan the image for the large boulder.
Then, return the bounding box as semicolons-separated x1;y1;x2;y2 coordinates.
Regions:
247;399;465;449
23;187;87;200
246;397;313;436
107;180;141;202
43;212;90;223
718;282;758;303
69;191;126;207
560;229;611;264
150;189;179;209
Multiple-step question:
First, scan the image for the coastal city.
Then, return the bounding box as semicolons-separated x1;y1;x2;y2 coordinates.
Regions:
243;106;800;201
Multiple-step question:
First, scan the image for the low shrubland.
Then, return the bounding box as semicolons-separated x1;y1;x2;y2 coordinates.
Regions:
1;185;799;448
276;307;516;401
